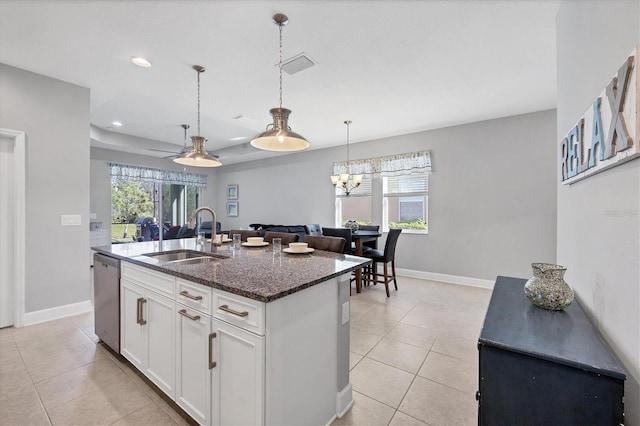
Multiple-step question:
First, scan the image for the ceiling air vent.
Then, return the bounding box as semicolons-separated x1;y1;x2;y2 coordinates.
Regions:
280;53;317;75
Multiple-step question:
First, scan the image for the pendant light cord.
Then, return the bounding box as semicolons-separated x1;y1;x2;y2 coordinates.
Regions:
278;22;283;110
345;120;352;169
197;69;201;136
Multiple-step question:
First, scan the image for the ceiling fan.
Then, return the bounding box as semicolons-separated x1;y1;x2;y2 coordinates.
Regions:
147;124;219;160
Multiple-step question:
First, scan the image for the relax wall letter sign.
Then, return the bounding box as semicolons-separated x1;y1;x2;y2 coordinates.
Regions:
561;45;640;184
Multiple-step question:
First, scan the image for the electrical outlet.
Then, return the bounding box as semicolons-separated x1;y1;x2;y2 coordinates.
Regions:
341;301;350;325
90;213;97;220
61;214;82;226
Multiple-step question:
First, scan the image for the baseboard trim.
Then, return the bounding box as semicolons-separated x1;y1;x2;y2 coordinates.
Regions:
23;300;93;327
335;383;353;419
396;268;495;289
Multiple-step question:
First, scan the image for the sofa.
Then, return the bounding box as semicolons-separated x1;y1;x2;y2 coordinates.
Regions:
249;224;308;242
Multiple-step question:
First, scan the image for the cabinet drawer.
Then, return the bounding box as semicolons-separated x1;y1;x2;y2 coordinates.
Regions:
211;289;265;336
176;279;211;314
122;262;175;298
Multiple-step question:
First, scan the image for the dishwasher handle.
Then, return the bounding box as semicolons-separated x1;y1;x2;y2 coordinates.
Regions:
94;253;119;268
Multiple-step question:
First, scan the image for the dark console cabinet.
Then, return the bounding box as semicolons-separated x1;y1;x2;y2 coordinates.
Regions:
478;276;626;425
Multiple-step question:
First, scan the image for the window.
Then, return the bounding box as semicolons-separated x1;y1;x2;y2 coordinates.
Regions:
109;163;206;243
383;174;428;233
335;177;372;226
333;151;431;234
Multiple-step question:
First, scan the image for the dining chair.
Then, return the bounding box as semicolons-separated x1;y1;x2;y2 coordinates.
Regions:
304;235;346;253
264;231;299;245
363;228;402;297
321;227;353;254
228;229;261;242
358;224;380;250
304;224;322;236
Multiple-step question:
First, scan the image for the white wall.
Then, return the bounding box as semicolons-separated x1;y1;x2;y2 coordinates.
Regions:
215;109;557;281
0;64;90;313
557;0;640;421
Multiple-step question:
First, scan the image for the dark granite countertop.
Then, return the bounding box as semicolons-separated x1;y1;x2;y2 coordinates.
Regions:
92;239;371;303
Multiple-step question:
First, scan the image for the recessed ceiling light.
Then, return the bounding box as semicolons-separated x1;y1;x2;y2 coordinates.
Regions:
230;136;246;141
131;57;152;68
112;121;123;127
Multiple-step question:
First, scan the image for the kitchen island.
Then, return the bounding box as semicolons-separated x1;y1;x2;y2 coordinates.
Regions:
92;239;369;426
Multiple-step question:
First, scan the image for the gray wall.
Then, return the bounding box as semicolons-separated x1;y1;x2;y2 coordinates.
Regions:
214;109;558;281
0;64;90;313
557;1;640;422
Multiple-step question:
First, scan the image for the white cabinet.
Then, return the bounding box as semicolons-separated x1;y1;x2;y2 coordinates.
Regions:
120;264;175;399
211;318;264;426
120;260;348;426
121;280;145;369
175;304;213;425
175;292;265;426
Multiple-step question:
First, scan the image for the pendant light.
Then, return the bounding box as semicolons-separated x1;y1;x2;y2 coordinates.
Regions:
251;13;310;152
331;120;363;196
174;65;222;167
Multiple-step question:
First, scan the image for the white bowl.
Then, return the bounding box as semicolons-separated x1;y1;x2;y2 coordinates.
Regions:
247;237;264;245
289;242;308;252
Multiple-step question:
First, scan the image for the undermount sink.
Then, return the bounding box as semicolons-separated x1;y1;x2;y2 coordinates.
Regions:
143;250;224;264
168;256;217;265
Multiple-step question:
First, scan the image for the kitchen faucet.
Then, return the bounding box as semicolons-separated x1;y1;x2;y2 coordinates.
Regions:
188;207;218;250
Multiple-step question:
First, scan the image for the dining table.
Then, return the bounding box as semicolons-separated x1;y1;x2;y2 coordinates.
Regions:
351;229;382;293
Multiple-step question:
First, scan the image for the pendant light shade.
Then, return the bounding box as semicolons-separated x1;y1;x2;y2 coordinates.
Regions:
251;13;310;152
173;136;221;167
174;65;222;168
251;108;309;151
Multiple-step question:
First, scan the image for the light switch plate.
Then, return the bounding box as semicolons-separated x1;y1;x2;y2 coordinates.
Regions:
90;213;97;220
61;214;82;226
341;301;350;325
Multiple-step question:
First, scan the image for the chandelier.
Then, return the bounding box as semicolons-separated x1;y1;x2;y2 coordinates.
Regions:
174;65;222;167
250;13;310;152
331;120;363;196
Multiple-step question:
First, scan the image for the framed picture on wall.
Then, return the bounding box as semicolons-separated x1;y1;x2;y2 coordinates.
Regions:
227;184;238;200
227;202;238;217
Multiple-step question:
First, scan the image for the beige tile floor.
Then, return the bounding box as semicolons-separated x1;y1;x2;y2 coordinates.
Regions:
334;277;491;426
0;276;490;426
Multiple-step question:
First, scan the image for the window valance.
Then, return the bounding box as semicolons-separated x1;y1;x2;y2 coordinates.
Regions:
332;151;431;177
109;163;208;187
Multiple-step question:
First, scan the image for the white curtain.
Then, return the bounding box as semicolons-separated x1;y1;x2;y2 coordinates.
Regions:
333;150;431;177
109;163;207;187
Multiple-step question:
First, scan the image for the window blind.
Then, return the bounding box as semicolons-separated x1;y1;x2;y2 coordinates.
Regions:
383;173;429;196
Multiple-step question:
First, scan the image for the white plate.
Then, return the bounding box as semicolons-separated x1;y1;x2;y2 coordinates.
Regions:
241;242;269;247
283;248;315;254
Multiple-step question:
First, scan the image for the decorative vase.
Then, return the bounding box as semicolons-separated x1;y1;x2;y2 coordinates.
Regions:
345;220;359;232
524;263;574;310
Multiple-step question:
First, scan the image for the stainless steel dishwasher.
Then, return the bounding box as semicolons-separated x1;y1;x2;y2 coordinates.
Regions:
93;253;120;353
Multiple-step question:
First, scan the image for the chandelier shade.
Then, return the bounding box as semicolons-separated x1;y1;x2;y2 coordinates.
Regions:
251;13;309;152
331;120;363;196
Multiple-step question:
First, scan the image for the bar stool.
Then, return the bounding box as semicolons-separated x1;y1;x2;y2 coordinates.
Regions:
363;229;402;297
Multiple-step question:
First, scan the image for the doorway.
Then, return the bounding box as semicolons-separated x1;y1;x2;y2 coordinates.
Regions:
0;129;25;328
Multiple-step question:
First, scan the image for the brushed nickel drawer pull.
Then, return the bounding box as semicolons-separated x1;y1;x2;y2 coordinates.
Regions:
178;309;201;321
218;304;249;317
136;298;142;324
208;332;217;369
179;290;203;301
137;298;147;325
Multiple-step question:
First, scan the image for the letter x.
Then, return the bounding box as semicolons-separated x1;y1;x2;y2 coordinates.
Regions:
604;56;634;158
